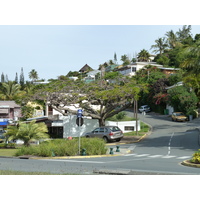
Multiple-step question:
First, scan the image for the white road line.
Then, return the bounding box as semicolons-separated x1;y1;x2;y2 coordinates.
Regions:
124;154;137;156
176;156;191;159
148;155;162;158
134;154;150;157
162;155;176;158
168;132;175;155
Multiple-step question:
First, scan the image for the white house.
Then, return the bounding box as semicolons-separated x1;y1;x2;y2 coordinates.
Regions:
116;62;163;77
46;104;140;138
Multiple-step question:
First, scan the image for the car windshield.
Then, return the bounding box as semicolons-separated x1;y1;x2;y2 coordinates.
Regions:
176;113;184;116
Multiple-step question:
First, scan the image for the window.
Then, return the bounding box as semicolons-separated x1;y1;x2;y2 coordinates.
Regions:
125;126;134;131
132;67;136;72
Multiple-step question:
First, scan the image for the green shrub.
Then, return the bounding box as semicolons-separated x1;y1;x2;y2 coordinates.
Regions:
15;138;107;157
190;149;200;164
81;138;108;155
0;143;16;148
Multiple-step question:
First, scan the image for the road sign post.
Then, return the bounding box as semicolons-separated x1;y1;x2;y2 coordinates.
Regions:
76;109;84;155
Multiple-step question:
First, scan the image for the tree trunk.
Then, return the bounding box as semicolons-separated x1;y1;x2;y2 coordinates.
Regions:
98;118;105;127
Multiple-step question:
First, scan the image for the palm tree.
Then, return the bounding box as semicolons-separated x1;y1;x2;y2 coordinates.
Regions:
151;37;168;55
180;40;200;74
176;25;192;42
165;30;178;49
29;69;39;82
5;120;49;146
137;49;150;62
0;81;22;100
121;54;131;66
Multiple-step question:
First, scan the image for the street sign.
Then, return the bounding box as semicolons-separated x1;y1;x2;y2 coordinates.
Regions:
76;117;84;126
77;109;83;118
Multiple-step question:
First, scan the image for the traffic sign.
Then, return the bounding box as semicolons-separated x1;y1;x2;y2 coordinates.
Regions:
76;117;84;126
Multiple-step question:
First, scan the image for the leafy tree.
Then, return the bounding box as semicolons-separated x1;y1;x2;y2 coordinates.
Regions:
168;86;198;115
5;120;49;146
31;79;141;126
183;74;200;100
21;105;35;120
121;54;131;66
155;54;170;66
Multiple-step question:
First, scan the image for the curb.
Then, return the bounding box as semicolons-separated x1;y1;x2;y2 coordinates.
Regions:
181;160;200;168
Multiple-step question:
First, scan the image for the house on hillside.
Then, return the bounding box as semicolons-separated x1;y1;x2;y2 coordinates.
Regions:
157;67;180;77
105;64;119;72
115;62;163;77
84;69;100;83
79;64;93;73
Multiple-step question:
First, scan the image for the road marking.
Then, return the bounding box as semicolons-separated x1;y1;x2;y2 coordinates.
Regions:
162;155;176;158
124;154;137;157
124;154;191;160
148;155;162;158
168;132;175;155
176;156;191;159
135;154;150;157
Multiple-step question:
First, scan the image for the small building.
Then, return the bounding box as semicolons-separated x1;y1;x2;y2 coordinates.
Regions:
116;62;163;77
79;64;93;73
0;101;22;131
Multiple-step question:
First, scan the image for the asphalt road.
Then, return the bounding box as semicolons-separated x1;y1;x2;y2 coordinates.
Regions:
1;111;200;175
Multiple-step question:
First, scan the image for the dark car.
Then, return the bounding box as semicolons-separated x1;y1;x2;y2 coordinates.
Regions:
84;126;123;143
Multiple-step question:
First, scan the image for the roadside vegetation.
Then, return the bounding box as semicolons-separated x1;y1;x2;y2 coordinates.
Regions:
15;138;107;157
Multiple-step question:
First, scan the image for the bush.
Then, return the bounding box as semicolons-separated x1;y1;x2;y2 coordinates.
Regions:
81;138;108;155
0;143;16;149
190;149;200;164
15;138;107;157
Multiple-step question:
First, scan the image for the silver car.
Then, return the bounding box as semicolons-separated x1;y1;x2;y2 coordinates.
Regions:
84;126;123;143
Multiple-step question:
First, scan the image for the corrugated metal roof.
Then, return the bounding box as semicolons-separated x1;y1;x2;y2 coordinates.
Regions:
0;101;20;108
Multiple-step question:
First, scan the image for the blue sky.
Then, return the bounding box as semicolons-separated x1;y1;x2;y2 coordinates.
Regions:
1;25;200;81
0;1;199;81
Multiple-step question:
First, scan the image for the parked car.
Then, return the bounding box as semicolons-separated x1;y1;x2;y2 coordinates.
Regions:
84;126;123;143
139;105;151;113
171;112;188;122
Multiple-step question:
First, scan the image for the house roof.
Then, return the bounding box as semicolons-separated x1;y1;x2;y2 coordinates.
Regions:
79;64;93;73
0;101;21;108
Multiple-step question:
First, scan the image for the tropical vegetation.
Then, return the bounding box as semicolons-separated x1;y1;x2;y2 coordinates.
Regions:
0;25;200;130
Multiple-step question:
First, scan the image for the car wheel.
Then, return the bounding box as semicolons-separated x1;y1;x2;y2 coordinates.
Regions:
103;136;109;143
86;135;90;138
116;138;121;142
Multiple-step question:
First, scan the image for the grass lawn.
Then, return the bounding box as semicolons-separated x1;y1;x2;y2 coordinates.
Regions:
0;149;18;157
